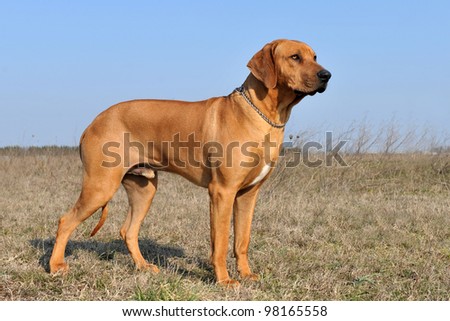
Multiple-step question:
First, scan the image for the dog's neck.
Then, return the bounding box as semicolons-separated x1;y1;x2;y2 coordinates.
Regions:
241;74;303;127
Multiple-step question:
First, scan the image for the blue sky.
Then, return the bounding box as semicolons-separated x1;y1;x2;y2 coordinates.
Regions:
1;0;449;146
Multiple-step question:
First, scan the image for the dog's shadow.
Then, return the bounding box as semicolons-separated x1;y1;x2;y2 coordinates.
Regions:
29;238;214;282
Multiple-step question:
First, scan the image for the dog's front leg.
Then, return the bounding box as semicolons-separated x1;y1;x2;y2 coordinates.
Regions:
233;184;261;281
208;184;238;286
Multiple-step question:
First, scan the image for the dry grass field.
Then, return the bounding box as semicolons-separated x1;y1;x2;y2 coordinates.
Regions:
1;147;449;300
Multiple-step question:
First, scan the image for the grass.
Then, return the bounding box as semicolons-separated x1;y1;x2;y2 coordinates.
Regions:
1;147;449;300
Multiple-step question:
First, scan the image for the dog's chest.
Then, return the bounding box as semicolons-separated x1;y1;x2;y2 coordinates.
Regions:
249;164;272;186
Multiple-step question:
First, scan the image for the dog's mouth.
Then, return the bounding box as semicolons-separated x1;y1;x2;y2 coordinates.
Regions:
294;84;327;97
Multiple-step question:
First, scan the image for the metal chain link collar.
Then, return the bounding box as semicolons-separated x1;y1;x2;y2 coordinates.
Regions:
234;85;286;129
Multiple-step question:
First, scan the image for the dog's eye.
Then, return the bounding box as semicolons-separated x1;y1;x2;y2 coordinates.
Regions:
291;54;301;61
314;55;317;61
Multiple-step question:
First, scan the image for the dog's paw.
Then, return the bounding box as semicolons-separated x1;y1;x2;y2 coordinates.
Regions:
241;272;260;282
136;262;160;274
217;278;240;288
50;262;69;275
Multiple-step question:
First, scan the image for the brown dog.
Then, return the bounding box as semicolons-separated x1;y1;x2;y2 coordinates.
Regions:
49;39;331;285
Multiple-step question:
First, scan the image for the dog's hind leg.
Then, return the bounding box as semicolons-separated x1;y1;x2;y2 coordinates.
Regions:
121;173;159;273
49;168;122;274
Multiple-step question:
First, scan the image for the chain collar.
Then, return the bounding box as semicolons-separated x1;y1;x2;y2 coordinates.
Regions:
234;85;286;129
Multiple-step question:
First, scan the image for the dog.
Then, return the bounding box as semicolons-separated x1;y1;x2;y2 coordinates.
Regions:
49;39;331;286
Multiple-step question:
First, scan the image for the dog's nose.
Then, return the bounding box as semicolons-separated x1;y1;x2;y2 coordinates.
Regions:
317;69;332;82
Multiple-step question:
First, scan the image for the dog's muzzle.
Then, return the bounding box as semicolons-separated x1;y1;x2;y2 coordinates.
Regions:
317;69;332;82
316;84;328;94
294;69;331;96
314;69;332;94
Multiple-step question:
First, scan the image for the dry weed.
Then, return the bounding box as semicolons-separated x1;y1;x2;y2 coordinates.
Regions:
1;147;449;300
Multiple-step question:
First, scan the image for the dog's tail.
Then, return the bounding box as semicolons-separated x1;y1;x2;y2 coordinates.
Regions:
90;203;109;237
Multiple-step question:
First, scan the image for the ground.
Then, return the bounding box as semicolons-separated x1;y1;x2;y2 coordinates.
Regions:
1;147;449;300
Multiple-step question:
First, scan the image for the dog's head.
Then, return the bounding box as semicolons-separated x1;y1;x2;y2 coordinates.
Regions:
247;39;331;96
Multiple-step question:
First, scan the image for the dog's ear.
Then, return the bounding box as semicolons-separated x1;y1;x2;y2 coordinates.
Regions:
247;41;278;89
